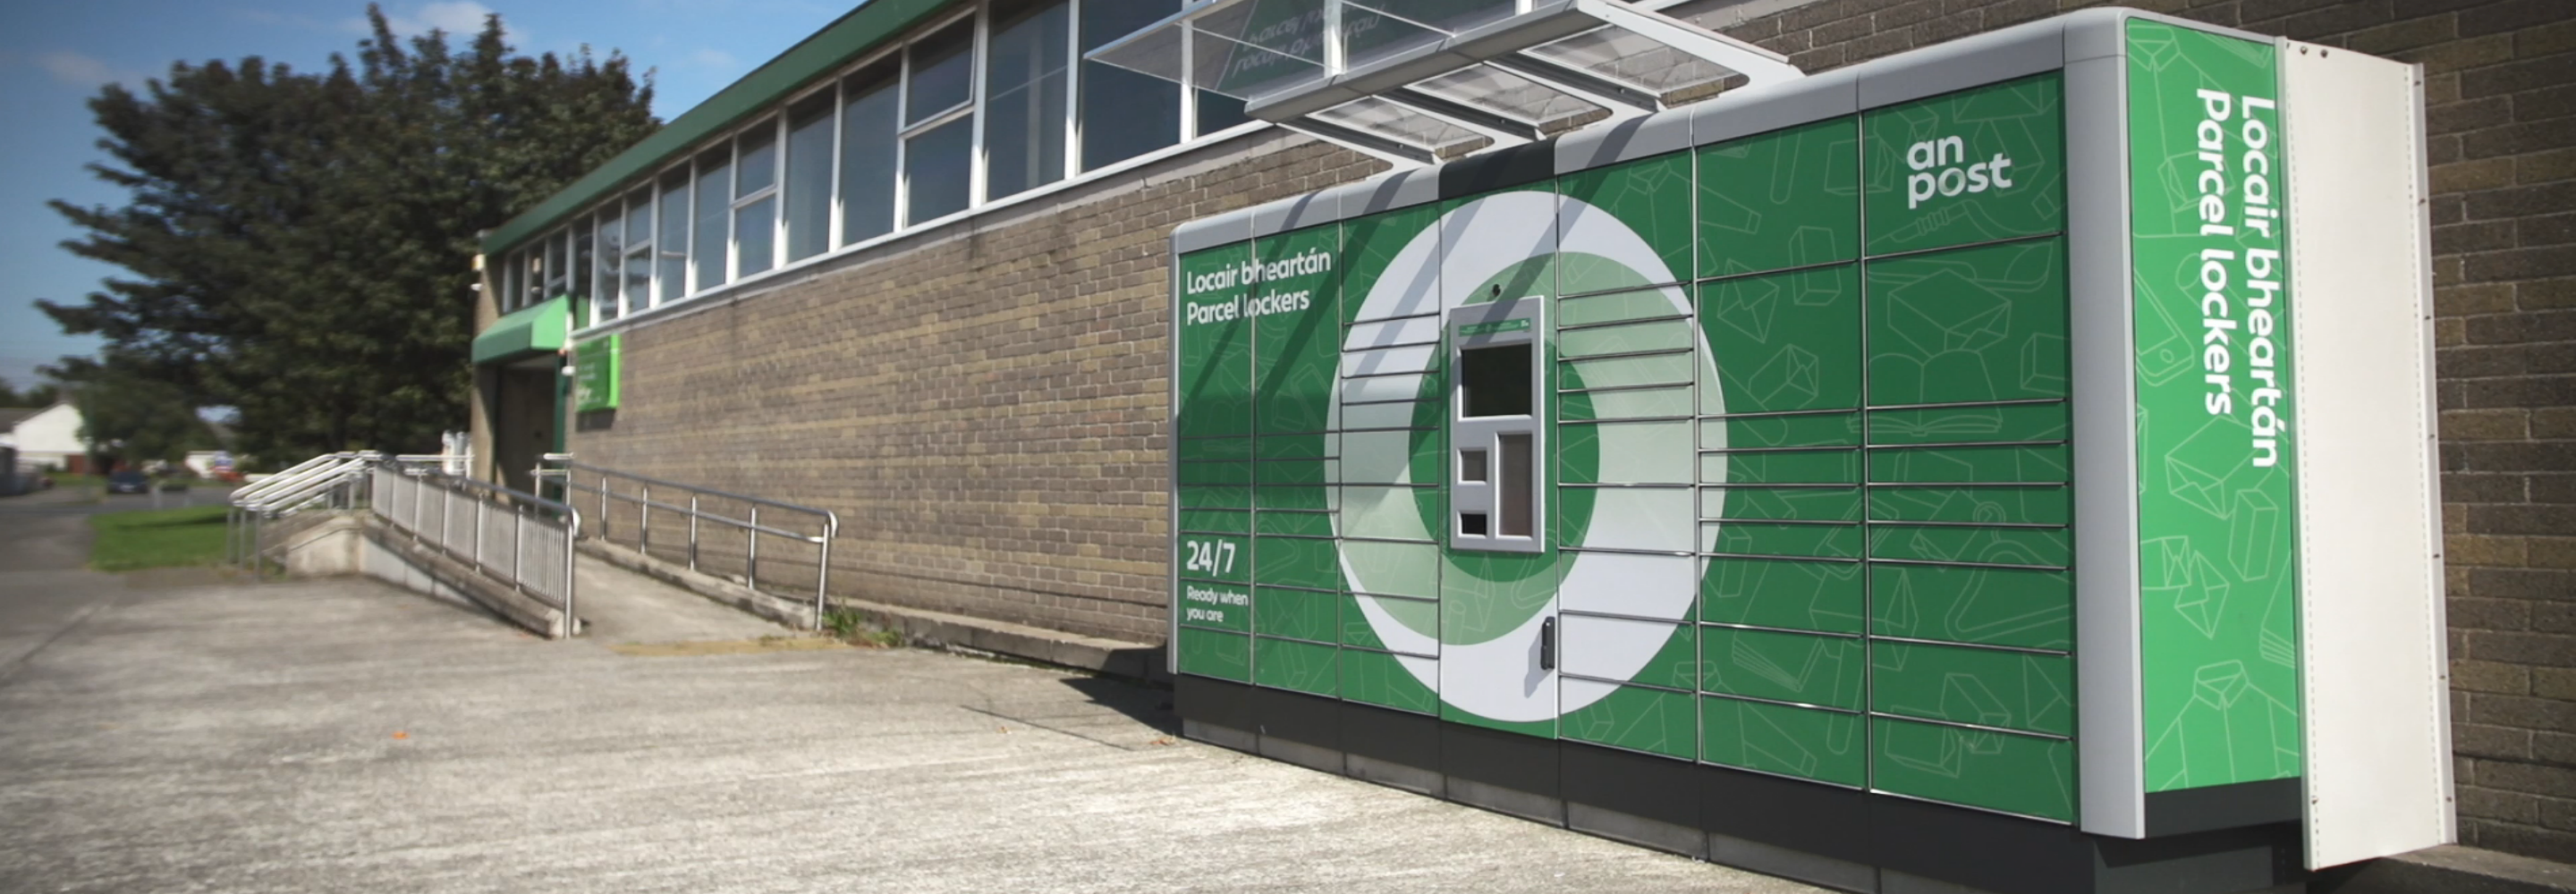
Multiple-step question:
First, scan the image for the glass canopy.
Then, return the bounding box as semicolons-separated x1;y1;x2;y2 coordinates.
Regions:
1088;0;1801;164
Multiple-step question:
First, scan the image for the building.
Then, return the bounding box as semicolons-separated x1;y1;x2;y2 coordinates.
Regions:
0;403;92;474
468;0;2576;871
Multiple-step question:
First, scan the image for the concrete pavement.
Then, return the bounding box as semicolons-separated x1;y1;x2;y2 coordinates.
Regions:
0;501;1825;893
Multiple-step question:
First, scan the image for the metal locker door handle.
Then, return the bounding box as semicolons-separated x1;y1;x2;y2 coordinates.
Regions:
1539;616;1555;670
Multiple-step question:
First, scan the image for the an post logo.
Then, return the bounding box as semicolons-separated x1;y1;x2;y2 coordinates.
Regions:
1905;135;2018;209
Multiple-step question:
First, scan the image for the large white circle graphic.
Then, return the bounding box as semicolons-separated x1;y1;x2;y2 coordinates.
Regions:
1335;190;1725;723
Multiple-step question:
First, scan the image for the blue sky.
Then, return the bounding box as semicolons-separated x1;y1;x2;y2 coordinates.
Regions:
0;0;853;392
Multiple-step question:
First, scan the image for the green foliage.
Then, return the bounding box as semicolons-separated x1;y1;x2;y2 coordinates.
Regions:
822;607;902;647
0;377;63;408
63;351;213;467
40;4;657;460
89;505;230;571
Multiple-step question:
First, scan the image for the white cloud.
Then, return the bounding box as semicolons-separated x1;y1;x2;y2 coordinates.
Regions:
691;48;739;70
30;50;144;89
351;2;519;43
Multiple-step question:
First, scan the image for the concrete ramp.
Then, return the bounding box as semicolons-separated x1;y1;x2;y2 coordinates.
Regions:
571;554;787;644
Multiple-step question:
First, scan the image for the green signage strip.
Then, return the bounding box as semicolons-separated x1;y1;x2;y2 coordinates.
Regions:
470;296;570;366
1458;318;1530;337
2126;19;2301;792
573;334;622;412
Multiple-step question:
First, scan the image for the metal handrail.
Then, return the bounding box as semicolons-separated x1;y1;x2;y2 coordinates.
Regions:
240;456;374;513
376;462;581;634
232;452;362;505
534;453;836;630
228;451;377;571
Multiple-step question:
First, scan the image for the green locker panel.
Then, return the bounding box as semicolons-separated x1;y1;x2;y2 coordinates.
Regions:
1560;151;1697;292
1707;412;1862;450
1338;593;1438;654
1177;627;1251;682
1869;444;2071;485
1704;449;1861;485
1176;580;1252;633
1341;648;1438;714
1870;564;2073;651
1699;117;1860;278
1860;74;2065;257
1339;204;1443;325
1867;525;2071;568
1176;532;1250;585
1871;717;2074;822
1700;557;1865;635
1254;586;1340;642
1254;224;1343;434
1179;508;1253;535
1702;696;1865;788
1698;266;1862;416
1254;636;1340;696
1560;680;1697;760
1699;626;1865;712
1871;641;2074;736
1703;486;1864;523
1867;403;2069;445
1707;521;1861;560
1864;238;2069;408
1177;243;1256;437
1868;486;2071;526
1253;536;1342;590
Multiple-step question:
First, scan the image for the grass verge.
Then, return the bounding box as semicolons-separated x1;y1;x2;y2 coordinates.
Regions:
90;505;231;571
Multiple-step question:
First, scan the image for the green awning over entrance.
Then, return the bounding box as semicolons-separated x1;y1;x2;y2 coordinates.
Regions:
471;296;570;366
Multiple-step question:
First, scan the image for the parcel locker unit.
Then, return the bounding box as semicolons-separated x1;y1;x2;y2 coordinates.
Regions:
1167;9;2447;892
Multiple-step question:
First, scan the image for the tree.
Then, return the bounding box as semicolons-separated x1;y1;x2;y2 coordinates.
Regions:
0;377;63;408
39;5;657;460
61;351;211;469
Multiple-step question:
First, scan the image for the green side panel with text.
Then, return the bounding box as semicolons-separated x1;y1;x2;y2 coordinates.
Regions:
2128;19;2301;792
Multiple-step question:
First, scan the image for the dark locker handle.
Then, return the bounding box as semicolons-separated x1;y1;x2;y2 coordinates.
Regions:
1539;616;1555;670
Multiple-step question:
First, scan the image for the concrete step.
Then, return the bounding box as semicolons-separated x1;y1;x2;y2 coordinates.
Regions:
2317;846;2576;894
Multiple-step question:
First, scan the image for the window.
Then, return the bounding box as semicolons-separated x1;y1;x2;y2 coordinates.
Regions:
542;232;567;301
984;0;1068;200
1079;0;1180;171
521;0;1282;325
499;250;521;312
784;92;835;262
657;167;690;305
839;61;901;245
907;20;975;124
904;20;977;224
1198;90;1252;136
572;222;596;325
593;208;620;323
906;122;973;223
622;187;652;315
734;120;780;278
691;147;732;291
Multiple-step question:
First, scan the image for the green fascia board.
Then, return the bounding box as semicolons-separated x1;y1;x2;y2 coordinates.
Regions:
473;296;572;365
481;0;958;257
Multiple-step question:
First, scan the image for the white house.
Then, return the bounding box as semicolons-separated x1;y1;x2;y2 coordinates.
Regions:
0;403;94;473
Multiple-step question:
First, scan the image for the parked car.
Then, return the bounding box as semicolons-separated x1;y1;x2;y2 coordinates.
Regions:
106;471;151;494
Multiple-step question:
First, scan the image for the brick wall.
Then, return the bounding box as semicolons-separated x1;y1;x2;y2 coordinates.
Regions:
572;130;1376;645
1687;0;2576;864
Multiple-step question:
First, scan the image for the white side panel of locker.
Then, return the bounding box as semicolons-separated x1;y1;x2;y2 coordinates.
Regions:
2280;43;2453;868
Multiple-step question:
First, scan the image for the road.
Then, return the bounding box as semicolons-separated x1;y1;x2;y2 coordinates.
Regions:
0;495;1823;893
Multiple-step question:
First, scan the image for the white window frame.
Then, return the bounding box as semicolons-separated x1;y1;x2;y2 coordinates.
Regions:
728;115;785;280
509;0;1273;333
